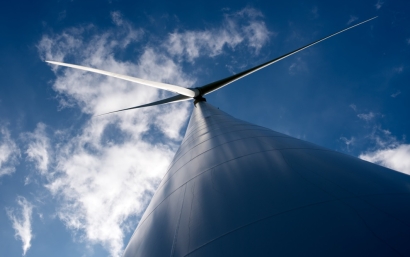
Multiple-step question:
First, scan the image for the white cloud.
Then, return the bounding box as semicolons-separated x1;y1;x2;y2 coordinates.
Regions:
25;123;51;175
47;131;176;257
347;15;358;25
6;196;34;256
37;8;269;257
349;104;357;111
357;112;375;121
360;144;410;175
165;7;272;61
375;0;384;10
0;126;20;178
357;121;410;175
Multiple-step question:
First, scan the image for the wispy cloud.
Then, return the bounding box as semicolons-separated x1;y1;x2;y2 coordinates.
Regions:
375;0;384;10
165;7;272;61
0;126;20;178
25;123;51;175
6;196;34;256
369;126;397;149
110;11;124;26
340;136;355;151
349;104;357;111
391;90;401;98
37;8;270;257
357;112;375;121
347;15;358;25
407;38;410;45
288;57;307;75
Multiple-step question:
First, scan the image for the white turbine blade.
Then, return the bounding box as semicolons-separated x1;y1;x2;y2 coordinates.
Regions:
96;94;191;116
46;61;199;98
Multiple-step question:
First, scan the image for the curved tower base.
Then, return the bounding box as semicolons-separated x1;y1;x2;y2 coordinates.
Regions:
123;102;410;257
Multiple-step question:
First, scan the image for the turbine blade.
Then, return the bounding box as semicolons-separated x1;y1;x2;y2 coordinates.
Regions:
46;61;198;98
198;16;378;95
96;94;191;116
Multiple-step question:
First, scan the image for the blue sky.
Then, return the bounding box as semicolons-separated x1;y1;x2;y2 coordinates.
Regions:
1;0;409;256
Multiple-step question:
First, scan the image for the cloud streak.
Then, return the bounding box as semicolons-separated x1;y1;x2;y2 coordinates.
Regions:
0;126;20;178
391;90;401;98
340;136;355;151
25;123;51;175
6;196;34;256
165;7;271;61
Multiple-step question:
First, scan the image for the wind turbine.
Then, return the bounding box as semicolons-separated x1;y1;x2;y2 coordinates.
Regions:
48;17;410;257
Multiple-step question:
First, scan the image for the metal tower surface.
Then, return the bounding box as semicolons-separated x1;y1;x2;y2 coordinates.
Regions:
123;102;410;257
